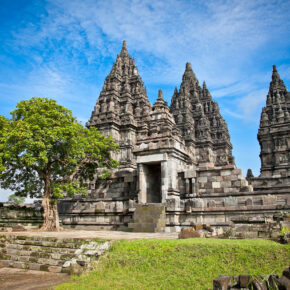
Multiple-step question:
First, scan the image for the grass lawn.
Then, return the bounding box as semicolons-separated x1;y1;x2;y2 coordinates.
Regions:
56;238;290;290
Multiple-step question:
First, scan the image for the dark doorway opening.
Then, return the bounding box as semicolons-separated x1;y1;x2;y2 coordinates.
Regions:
145;163;161;203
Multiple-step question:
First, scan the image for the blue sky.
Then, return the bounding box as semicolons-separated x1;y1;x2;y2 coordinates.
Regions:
0;0;290;201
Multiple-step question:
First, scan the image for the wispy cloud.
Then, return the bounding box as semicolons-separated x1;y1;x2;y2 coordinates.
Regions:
10;0;290;81
0;0;289;176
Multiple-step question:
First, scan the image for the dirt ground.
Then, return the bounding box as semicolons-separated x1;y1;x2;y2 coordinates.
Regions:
0;267;70;290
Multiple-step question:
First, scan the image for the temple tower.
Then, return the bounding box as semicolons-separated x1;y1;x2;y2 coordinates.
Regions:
257;65;290;179
87;41;151;169
170;63;234;166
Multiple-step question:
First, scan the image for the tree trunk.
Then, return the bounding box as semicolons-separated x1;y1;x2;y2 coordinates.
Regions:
41;175;61;231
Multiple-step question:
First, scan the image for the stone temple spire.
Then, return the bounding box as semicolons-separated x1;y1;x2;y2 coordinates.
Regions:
170;62;234;166
269;65;287;94
258;65;290;178
87;41;151;158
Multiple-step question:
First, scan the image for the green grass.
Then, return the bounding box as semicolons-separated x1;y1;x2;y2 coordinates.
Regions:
56;238;290;290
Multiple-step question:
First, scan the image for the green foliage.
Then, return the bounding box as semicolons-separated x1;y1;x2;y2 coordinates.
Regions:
8;193;25;205
56;238;290;290
0;97;119;201
281;227;290;235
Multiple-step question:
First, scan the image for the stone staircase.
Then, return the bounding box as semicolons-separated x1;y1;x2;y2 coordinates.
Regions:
0;235;110;273
129;203;166;232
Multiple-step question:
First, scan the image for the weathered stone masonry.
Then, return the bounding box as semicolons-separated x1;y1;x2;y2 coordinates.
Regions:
59;41;290;234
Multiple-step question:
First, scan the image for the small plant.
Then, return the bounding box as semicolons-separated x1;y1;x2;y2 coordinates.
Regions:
8;194;25;205
280;226;290;244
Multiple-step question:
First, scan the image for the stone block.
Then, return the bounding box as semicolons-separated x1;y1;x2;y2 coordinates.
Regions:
197;176;207;183
252;279;267;290
239;275;251;287
28;263;41;271
178;228;202;239
67;263;83;275
282;267;290;280
205;183;212;189
193;199;204;208
124;175;134;182
213;275;231;290
216;176;223;182
245;198;253;206
214;188;224;193
212;182;221;189
221;181;231;188
224;197;238;207
184;169;196;179
277;276;290;289
232;169;242;175
240;179;248;186
221;170;232;176
194;224;203;230
95;201;105;212
208;200;216;208
262;195;277;205
13;261;27;269
48;266;62;273
232;180;241;187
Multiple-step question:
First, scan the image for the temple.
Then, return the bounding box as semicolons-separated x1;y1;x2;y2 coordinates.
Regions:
247;65;290;190
59;42;289;235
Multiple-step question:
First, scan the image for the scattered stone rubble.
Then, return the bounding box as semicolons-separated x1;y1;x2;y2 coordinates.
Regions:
213;266;290;290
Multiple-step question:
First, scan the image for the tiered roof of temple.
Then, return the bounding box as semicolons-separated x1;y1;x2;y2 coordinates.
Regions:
88;41;234;168
170;62;234;166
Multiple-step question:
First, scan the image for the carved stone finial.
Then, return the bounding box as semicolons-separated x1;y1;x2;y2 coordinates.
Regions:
120;40;128;55
272;64;280;80
186;62;192;71
246;169;254;179
158;89;163;100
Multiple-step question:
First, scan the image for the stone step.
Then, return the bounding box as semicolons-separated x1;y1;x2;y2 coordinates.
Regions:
4;243;77;254
0;237;85;249
0;253;65;266
1;248;76;261
0;235;90;245
0;259;63;273
0;235;111;273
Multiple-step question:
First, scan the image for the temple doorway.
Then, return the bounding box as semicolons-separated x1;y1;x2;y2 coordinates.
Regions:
144;163;161;203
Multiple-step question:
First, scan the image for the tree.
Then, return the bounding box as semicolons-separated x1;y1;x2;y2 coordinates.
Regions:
0;97;119;231
8;194;25;205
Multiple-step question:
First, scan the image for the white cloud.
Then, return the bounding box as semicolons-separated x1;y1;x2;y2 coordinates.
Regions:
238;89;267;121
